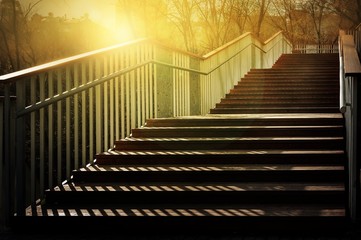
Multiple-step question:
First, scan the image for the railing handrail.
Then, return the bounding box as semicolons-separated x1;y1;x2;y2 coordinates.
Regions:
0;38;147;83
338;25;361;222
10;33;292;118
339;31;347;113
0;32;290;84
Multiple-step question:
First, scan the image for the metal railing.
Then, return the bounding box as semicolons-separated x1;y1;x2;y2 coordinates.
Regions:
0;31;292;227
294;44;339;53
338;26;361;221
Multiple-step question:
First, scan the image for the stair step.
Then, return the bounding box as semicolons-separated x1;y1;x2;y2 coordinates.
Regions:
229;89;338;95
224;95;338;100
249;69;338;73
233;86;339;91
210;107;340;114
72;164;344;183
243;75;338;80
20;203;346;233
26;203;346;218
96;149;345;165
221;99;338;105
131;125;343;138
114;137;344;150
145;114;344;127
216;103;337;108
239;80;338;85
45;182;345;205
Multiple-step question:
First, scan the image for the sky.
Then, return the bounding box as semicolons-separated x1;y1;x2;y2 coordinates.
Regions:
20;0;137;41
21;0;118;29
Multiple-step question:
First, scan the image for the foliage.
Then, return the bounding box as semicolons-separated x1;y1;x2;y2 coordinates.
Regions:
0;0;359;74
0;0;118;74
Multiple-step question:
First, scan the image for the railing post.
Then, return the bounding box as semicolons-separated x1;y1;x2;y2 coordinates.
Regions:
2;84;12;227
348;76;360;221
15;80;26;216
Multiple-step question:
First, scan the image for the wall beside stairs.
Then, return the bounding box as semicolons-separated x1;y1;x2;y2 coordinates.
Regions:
140;32;292;118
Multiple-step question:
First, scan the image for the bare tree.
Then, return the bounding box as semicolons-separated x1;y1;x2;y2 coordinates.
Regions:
303;0;329;46
167;0;199;53
230;0;254;35
254;0;272;37
326;0;361;26
196;0;238;51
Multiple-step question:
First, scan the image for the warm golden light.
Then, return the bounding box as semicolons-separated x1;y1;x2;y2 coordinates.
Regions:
112;22;135;42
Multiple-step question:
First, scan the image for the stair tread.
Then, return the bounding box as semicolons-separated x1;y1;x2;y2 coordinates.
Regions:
77;164;344;172
26;204;346;217
153;113;343;120
99;149;344;156
120;136;343;141
211;107;339;110
53;182;345;192
137;125;343;130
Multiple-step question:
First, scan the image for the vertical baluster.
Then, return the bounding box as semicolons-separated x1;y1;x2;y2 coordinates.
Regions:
115;51;120;140
121;50;126;139
141;44;146;125
178;53;181;116
48;71;54;188
153;45;158;118
0;92;3;220
110;54;115;147
39;74;45;197
95;58;102;153
30;77;36;202
57;69;62;185
173;53;176;117
74;64;79;170
186;56;190;115
182;55;186;115
65;66;71;179
89;60;94;161
145;45;150;120
131;47;136;130
179;54;182;116
81;62;87;166
16;80;26;216
103;56;109;150
149;46;154;118
126;49;131;136
2;84;11;220
136;45;141;127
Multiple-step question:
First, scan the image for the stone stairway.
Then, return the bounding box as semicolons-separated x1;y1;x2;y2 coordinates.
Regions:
21;53;347;234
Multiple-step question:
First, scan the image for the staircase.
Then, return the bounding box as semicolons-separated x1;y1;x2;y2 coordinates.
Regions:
21;53;347;234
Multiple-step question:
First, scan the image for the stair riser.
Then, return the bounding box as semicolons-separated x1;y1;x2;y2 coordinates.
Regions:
222;99;338;104
239;81;338;85
233;86;339;91
238;82;338;86
114;139;343;151
249;69;338;73
241;73;337;79
224;95;338;100
45;191;345;205
96;153;345;165
145;118;344;127
210;108;340;114
131;128;344;138
72;170;344;183
216;103;338;108
228;90;338;95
